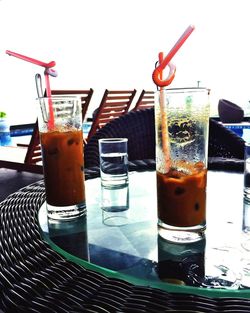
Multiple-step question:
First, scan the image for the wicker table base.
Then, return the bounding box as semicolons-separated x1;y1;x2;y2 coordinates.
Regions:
1;162;250;313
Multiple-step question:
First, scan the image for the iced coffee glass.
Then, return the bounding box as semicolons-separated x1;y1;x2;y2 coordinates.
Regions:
155;87;210;243
38;97;86;220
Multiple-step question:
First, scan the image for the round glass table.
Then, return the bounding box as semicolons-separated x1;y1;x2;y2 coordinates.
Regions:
38;169;250;298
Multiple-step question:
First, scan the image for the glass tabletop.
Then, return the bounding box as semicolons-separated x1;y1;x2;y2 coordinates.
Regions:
38;170;250;298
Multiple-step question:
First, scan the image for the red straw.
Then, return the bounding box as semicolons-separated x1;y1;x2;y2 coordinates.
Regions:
153;25;195;87
6;50;56;129
159;52;164;81
6;50;56;68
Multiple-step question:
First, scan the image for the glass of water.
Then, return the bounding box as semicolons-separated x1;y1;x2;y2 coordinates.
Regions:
98;138;128;188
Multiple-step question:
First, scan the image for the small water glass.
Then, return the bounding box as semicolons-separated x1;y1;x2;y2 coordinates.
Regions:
98;138;128;188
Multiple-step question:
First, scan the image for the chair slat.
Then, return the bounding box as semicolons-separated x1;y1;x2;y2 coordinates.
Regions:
106;90;135;94
98;116;122;123
106;96;135;101
101;106;128;113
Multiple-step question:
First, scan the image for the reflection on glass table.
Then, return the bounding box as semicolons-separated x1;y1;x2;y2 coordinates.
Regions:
38;170;250;298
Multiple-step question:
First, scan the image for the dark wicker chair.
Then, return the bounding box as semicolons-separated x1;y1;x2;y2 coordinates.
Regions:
208;118;245;171
218;98;244;123
84;108;155;168
84;108;245;172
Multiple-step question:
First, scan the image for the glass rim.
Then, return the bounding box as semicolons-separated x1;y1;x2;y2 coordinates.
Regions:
156;87;210;93
98;138;128;144
36;96;81;101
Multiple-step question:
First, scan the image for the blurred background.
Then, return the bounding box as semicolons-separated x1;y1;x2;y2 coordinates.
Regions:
1;0;250;125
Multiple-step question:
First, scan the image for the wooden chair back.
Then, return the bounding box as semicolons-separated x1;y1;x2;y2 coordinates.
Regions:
87;89;136;141
24;88;94;166
132;90;154;111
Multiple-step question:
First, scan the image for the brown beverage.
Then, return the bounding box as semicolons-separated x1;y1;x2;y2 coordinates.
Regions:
157;161;206;227
40;129;85;206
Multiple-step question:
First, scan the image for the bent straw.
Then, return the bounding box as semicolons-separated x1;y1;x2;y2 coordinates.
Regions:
154;26;195;171
6;50;56;129
152;25;194;87
159;25;194;70
45;67;58;77
6;50;56;68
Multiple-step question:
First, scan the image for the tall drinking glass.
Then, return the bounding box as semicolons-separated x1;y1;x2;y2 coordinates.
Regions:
155;87;210;243
38;97;86;220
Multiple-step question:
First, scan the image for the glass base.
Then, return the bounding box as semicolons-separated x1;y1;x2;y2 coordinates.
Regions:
47;202;86;221
158;220;206;244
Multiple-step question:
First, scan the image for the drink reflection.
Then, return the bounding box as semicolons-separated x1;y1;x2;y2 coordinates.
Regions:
101;184;129;226
47;215;89;261
157;235;205;286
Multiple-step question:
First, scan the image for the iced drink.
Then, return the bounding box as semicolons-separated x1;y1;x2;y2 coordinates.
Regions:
38;97;86;220
155;88;210;243
157;161;206;227
40;129;85;206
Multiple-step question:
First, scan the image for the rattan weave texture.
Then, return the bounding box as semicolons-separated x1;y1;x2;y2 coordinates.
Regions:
0;163;249;312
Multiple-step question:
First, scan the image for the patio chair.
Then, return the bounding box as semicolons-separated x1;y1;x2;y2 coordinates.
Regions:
86;89;136;141
84;108;245;172
208;118;245;171
131;89;155;111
